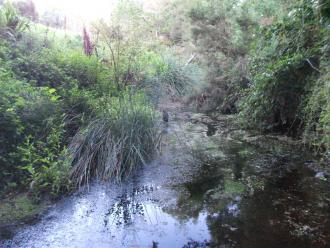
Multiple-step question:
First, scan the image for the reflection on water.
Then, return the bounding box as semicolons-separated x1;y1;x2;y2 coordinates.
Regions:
2;182;211;248
206;124;217;137
1;115;330;248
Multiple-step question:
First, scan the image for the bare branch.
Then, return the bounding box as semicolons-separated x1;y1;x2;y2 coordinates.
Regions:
306;59;321;73
185;54;196;66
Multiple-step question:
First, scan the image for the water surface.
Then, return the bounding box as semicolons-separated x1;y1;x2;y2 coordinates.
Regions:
1;113;329;247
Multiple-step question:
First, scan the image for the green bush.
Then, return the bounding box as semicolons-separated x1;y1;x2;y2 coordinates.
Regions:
302;29;330;155
17;128;72;198
50;49;111;89
238;0;330;157
9;48;74;88
240;1;323;133
187;0;250;113
0;71;63;191
8;45;110;90
0;12;156;196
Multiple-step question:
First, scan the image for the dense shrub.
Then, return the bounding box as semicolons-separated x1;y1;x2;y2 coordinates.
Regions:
49;49;111;89
302;28;330;155
17;127;72;197
188;0;249;113
0;14;115;196
141;55;204;104
7;45;110;90
0;71;62;191
240;0;330;156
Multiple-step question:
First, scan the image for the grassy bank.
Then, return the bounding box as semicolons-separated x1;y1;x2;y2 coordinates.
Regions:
0;2;189;202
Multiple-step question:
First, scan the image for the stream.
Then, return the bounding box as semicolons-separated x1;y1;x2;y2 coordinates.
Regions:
1;111;330;248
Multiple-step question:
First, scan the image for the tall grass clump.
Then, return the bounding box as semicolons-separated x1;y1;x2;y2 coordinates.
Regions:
141;55;204;105
69;92;161;187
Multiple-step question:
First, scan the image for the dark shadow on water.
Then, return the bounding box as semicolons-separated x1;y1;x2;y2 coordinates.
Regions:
182;239;211;248
206;124;217;136
166;138;330;247
0;227;14;240
206;165;330;247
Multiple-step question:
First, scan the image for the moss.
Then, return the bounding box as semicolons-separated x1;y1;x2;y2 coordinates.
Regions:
0;194;48;225
210;179;245;201
223;179;245;195
238;148;252;157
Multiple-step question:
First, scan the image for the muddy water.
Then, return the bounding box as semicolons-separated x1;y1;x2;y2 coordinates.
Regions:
1;112;330;248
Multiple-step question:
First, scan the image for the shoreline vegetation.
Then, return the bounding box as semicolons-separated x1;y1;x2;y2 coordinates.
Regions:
0;0;329;228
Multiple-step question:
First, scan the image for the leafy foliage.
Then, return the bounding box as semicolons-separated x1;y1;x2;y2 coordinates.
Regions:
188;0;250;113
0;72;62;192
239;0;330;156
302;27;330;155
0;2;29;39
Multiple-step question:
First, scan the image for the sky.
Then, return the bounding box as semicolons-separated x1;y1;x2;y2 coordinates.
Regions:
32;0;119;21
